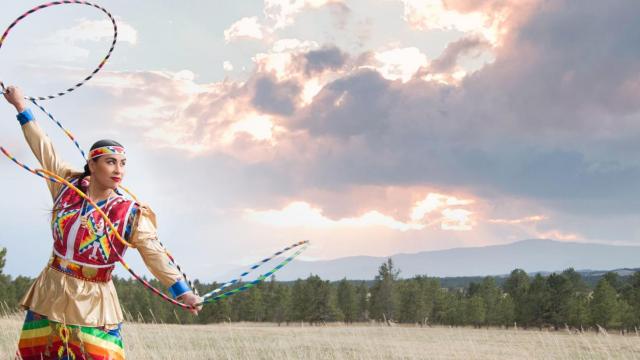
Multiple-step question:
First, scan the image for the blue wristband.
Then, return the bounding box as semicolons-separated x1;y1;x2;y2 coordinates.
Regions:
16;108;34;126
168;280;191;299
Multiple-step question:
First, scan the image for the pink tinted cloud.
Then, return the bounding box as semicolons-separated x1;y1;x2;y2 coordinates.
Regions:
244;185;479;232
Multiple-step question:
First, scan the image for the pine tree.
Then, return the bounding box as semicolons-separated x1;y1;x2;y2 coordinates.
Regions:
270;282;291;325
503;269;530;326
0;247;11;309
336;279;358;323
496;294;515;327
244;284;265;321
414;276;439;325
566;293;590;330
525;274;551;329
263;276;290;324
590;278;618;329
355;281;369;321
441;291;465;326
0;247;6;275
397;279;421;323
617;299;635;331
466;295;486;328
369;258;399;323
603;272;622;292
476;277;502;326
559;268;590;330
290;279;308;322
432;287;454;325
562;268;588;293
547;273;572;330
620;272;640;328
305;275;335;324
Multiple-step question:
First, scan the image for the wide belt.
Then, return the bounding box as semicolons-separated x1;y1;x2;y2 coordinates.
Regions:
48;254;114;283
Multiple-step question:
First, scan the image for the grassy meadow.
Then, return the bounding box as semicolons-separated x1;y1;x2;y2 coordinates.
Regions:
2;313;640;359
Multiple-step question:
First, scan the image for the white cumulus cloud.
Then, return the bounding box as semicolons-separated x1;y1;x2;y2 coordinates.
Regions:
224;17;265;42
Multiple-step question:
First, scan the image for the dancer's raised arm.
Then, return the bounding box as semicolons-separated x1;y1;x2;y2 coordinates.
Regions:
3;85;78;198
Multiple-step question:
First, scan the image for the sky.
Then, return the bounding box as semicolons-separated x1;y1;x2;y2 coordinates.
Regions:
1;0;639;280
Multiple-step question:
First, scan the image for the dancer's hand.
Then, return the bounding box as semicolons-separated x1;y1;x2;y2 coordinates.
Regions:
2;84;27;113
178;291;203;315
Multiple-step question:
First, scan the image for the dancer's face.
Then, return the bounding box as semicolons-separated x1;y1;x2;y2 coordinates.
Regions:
89;154;126;189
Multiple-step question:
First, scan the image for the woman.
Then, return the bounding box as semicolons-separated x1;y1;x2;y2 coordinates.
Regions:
3;85;202;359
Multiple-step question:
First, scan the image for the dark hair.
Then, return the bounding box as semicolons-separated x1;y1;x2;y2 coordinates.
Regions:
51;139;124;214
91;139;124;151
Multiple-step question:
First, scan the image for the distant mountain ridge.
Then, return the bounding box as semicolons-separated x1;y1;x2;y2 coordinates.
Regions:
259;239;640;281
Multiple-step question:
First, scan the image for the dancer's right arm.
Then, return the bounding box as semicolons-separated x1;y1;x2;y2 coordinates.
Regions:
3;85;77;198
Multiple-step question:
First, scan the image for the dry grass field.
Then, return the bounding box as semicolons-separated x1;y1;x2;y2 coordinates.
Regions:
2;312;640;359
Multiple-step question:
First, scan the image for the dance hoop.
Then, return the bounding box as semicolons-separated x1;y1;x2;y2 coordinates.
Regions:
0;1;117;101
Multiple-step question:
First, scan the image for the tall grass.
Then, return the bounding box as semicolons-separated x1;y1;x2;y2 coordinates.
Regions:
2;311;640;359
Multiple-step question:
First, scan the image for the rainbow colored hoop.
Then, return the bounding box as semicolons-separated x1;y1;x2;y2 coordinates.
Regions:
0;1;117;101
202;240;309;300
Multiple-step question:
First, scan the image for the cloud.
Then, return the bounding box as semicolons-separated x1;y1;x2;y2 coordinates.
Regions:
251;75;301;115
244;192;476;232
427;36;490;74
224;17;265;42
31;18;137;62
441;208;474;231
410;36;492;85
69;39;342;159
78;65;297;162
410;193;476;231
400;0;495;43
223;113;279;144
275;0;640;222
223;0;350;44
253;39;319;80
250;40;352;107
304;46;349;75
73;0;640;224
399;0;537;46
488;215;546;225
327;2;351;30
58;18;137;44
85;69;248;153
410;193;473;220
356;43;481;86
263;0;346;30
536;230;580;242
244;201;424;231
366;47;429;83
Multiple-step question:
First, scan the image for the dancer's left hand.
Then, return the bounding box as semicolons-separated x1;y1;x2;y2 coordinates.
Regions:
178;291;203;315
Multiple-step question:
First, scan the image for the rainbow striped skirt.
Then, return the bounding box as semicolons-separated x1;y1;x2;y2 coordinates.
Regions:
17;310;125;360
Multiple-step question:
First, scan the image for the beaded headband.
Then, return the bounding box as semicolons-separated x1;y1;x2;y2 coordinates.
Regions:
88;145;126;160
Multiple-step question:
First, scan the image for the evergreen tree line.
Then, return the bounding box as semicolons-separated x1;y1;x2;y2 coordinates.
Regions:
2;249;640;331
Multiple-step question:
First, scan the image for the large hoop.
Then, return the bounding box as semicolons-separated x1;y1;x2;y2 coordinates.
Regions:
0;1;117;101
